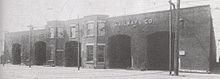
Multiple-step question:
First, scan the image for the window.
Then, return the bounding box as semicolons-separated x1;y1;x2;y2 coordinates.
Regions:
97;45;105;62
98;23;105;36
49;28;55;38
87;23;94;36
86;45;93;61
86;44;105;62
70;27;76;38
57;27;64;38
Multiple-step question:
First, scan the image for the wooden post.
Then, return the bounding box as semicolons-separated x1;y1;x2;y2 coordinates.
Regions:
28;25;33;68
104;19;108;69
54;27;58;66
174;0;180;76
94;16;99;68
77;22;80;70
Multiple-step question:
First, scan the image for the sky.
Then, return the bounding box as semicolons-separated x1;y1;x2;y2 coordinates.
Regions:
0;1;220;40
1;0;219;33
0;0;172;32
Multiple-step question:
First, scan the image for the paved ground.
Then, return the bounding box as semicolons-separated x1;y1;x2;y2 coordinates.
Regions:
1;64;220;79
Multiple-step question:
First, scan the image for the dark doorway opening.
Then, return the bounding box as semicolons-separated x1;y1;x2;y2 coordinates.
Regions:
64;41;81;67
34;41;47;65
12;43;21;65
147;31;174;70
108;35;131;69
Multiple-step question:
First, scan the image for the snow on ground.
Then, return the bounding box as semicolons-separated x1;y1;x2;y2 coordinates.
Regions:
0;64;220;79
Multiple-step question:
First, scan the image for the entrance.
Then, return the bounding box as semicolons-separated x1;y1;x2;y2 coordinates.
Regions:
108;35;131;68
147;31;174;70
34;41;46;65
64;41;81;67
12;43;21;65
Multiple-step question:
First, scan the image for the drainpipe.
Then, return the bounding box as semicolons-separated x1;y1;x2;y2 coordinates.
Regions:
168;0;175;75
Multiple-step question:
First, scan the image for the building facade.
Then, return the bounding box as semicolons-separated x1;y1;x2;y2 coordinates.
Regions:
4;5;216;72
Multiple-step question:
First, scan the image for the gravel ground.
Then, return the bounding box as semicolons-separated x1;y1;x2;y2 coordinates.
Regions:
1;64;220;79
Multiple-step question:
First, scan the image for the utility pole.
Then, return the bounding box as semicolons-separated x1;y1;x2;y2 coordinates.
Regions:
174;0;180;76
94;16;99;68
77;20;80;70
27;25;34;68
54;27;58;66
104;20;108;69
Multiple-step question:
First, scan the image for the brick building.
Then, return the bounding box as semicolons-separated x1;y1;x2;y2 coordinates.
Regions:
4;5;216;72
4;29;47;65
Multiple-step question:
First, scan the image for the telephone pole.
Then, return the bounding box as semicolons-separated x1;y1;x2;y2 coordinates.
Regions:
77;21;80;70
54;27;58;66
174;0;180;76
94;16;99;68
27;25;34;68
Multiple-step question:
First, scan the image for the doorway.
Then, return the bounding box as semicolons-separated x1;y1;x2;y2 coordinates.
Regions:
64;41;81;67
34;41;47;65
147;31;174;70
12;43;21;65
108;35;131;68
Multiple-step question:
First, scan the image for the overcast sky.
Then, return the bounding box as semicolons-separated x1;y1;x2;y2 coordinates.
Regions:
1;0;220;38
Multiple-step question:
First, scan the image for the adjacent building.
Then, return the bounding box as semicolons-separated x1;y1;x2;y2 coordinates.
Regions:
3;5;216;72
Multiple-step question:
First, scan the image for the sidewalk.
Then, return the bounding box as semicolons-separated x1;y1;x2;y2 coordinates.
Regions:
1;64;220;79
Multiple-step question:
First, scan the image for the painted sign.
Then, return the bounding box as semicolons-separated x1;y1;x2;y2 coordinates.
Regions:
114;17;153;26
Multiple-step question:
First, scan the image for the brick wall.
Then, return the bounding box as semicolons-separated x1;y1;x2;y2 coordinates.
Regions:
106;5;215;71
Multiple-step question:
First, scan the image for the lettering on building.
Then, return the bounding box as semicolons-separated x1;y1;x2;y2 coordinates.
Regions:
114;17;153;26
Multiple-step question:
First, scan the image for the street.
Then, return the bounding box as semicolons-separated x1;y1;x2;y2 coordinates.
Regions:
0;64;220;79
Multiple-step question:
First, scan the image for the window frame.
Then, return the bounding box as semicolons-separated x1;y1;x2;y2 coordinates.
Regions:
70;26;76;38
57;27;64;38
98;22;105;36
86;21;95;37
85;43;106;63
49;27;55;38
86;44;94;62
97;44;105;62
